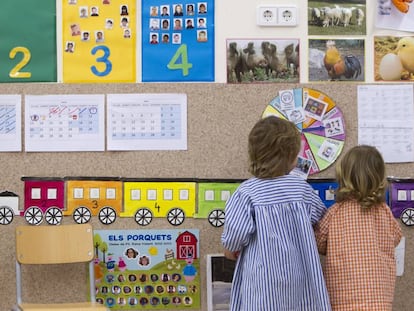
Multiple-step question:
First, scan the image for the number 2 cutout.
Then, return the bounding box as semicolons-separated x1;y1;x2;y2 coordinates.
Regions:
9;47;32;78
91;45;112;77
167;44;193;76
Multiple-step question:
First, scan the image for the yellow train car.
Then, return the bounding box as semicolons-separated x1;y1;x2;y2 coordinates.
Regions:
121;178;196;226
65;177;123;225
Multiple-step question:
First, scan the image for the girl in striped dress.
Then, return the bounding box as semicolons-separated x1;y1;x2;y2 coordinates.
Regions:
221;116;331;311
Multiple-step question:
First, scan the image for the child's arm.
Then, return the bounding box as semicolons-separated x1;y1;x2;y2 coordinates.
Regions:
314;207;333;255
223;248;240;261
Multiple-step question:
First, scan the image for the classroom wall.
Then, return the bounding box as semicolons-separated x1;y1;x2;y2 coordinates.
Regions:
1;0;414;310
0;83;413;310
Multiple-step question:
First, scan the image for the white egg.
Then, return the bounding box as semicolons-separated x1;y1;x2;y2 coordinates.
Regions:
379;53;403;81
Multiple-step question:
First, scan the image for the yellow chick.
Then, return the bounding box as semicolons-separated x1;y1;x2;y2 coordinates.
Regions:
395;37;414;76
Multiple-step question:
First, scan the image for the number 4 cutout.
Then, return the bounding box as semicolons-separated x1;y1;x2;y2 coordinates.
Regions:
167;44;193;76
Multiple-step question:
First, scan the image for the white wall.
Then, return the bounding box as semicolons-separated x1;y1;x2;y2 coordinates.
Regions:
214;0;413;83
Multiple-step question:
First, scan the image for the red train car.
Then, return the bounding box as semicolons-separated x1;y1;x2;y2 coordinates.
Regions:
21;177;65;225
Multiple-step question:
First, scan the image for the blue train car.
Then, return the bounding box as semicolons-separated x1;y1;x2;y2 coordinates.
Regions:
307;178;338;208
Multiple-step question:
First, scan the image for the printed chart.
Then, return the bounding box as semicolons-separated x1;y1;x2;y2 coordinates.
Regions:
107;93;187;150
25;95;105;152
262;88;345;176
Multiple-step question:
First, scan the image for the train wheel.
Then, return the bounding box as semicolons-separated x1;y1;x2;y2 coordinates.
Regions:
167;208;185;226
24;206;43;225
208;209;225;227
0;206;14;225
135;208;153;226
45;207;63;225
400;208;414;226
73;206;92;224
99;206;116;225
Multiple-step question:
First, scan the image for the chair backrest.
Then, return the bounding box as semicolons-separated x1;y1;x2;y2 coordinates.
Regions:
16;224;94;264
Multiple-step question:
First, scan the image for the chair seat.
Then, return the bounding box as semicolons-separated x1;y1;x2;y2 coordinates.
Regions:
18;302;108;310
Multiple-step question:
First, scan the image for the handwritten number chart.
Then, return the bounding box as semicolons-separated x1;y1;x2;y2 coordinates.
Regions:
107;94;187;150
0;95;21;152
25;95;105;152
358;84;414;163
141;0;214;82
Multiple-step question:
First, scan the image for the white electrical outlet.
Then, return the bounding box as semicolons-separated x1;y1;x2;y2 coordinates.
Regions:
277;6;298;26
257;5;298;27
257;5;278;26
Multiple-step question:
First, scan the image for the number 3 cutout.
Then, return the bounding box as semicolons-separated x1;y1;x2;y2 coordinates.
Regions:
91;45;112;77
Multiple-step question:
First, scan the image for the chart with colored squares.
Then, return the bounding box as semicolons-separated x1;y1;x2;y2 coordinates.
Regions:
262;88;346;176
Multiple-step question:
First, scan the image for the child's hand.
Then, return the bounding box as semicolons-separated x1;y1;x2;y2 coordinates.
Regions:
224;249;240;261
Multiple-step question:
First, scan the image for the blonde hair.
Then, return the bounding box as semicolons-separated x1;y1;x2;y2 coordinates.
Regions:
248;116;300;178
335;145;386;209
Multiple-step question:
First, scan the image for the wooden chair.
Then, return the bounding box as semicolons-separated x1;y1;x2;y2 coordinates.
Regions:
15;224;108;311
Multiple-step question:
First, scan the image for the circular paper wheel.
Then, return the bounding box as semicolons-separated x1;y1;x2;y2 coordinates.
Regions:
45;207;63;225
400;208;414;226
135;208;153;226
24;206;43;225
73;206;92;224
167;208;185;226
208;209;225;227
98;206;117;225
0;206;14;225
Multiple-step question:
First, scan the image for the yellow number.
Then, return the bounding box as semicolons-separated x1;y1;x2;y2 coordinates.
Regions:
9;47;32;78
167;44;193;76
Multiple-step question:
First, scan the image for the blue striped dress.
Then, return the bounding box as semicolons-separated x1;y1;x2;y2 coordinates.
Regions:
221;175;331;311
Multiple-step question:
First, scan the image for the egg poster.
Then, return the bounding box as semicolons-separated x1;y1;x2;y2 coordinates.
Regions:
374;36;414;82
141;0;214;82
93;229;200;309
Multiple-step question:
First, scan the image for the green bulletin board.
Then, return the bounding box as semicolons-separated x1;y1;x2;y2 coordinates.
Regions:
0;0;56;82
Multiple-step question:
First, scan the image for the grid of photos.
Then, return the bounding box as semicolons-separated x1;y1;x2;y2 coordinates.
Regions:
374;36;414;82
147;3;209;45
226;39;300;83
307;0;366;82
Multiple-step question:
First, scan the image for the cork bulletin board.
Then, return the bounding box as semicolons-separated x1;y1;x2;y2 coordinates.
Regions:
0;82;413;310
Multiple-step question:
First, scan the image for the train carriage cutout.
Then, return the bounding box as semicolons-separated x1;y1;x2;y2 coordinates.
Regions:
121;179;196;226
307;178;338;208
65;177;123;225
0;190;19;225
194;179;243;227
387;177;414;226
21;177;65;225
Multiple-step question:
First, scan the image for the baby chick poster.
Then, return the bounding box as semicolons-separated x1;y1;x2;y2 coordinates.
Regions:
93;229;200;309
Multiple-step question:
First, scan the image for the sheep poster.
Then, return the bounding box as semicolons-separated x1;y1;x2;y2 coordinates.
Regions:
93;229;200;309
226;39;300;83
142;1;214;82
308;38;365;82
308;0;366;36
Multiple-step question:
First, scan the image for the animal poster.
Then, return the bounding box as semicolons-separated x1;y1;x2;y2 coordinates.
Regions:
93;229;200;309
376;0;414;32
226;39;299;83
61;0;136;83
308;39;365;82
0;0;56;82
374;36;414;82
142;0;214;82
308;0;366;35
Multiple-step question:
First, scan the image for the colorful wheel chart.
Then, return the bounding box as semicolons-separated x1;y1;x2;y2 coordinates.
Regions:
262;88;346;175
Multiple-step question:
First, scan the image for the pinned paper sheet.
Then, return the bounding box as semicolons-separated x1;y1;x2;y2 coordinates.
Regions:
395;236;405;276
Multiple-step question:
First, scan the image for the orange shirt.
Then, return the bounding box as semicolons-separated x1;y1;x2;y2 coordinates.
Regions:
315;200;402;311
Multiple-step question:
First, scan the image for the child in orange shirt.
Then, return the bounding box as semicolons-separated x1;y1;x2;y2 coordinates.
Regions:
315;145;402;310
